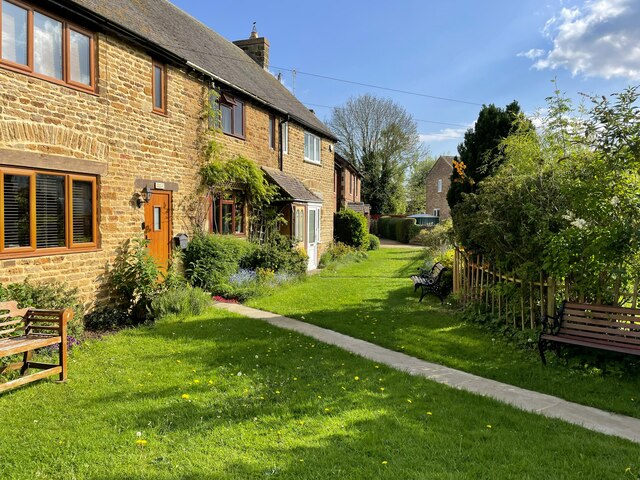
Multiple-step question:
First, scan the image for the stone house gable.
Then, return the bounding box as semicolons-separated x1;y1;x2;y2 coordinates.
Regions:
425;156;454;220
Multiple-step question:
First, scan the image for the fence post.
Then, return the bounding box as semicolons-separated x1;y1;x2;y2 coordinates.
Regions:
547;277;556;318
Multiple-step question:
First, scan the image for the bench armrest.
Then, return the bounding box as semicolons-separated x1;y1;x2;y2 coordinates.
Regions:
539;313;560;334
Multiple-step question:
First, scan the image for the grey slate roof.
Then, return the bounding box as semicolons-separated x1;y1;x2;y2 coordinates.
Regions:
66;0;336;140
262;167;322;203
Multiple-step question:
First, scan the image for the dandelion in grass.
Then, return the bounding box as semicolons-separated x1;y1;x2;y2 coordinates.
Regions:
194;380;201;385
407;399;412;404
382;461;388;465
354;376;360;381
426;412;433;416
380;387;385;392
136;439;148;447
486;424;492;429
181;393;190;400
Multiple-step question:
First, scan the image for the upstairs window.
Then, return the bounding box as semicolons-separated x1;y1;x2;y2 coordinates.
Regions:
152;60;166;114
304;131;321;165
0;168;97;257
0;1;95;92
268;115;275;149
219;92;244;138
282;122;289;154
437;178;443;193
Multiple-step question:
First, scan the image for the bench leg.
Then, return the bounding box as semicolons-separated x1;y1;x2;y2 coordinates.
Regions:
419;287;427;303
538;338;547;366
59;337;67;383
20;350;33;376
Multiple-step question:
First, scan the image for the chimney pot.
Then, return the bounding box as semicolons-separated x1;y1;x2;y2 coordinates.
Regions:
233;23;270;70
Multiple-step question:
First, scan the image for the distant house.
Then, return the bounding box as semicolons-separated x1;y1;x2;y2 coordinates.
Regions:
334;154;370;220
425;156;455;220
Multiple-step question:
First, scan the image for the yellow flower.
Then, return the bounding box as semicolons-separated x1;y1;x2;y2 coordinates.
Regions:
135;439;148;446
426;412;433;416
486;425;492;429
317;395;322;399
407;399;412;404
354;376;360;381
194;380;201;385
380;387;385;392
208;380;214;385
382;461;388;465
181;393;190;400
275;390;281;394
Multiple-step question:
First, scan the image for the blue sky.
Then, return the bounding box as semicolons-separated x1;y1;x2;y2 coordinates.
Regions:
172;0;639;157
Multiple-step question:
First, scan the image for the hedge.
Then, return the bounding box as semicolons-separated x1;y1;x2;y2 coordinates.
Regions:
376;216;417;244
334;209;369;250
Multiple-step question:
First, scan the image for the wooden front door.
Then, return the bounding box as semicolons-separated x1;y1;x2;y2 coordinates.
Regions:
144;191;172;271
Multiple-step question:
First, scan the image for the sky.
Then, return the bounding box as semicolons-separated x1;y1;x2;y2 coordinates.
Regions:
171;0;639;157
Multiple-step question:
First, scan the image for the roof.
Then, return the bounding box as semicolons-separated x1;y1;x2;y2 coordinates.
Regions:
426;155;455;176
347;202;370;214
262;167;322;203
65;0;336;140
335;153;362;177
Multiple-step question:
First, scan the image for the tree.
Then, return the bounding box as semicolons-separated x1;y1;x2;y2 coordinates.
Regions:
329;94;420;214
447;101;526;210
405;156;436;214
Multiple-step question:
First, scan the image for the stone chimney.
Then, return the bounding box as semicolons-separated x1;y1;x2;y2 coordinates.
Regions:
233;22;270;70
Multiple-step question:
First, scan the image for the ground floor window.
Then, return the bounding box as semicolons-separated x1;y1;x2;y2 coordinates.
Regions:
0;167;97;256
293;207;305;243
211;191;244;235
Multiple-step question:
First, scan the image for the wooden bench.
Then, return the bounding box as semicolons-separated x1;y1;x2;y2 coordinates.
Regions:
0;301;72;393
538;301;640;365
410;262;448;303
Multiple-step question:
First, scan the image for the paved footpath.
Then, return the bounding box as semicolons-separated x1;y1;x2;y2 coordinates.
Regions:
216;302;640;444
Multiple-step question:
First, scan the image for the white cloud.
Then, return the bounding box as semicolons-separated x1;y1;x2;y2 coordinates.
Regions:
517;48;546;60
419;128;467;144
528;0;640;80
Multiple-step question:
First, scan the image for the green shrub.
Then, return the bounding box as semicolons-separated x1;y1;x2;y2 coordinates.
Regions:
109;237;163;323
367;234;380;250
242;233;307;276
319;242;367;268
0;279;84;337
149;286;211;319
333;209;369;250
377;217;417;243
184;234;256;291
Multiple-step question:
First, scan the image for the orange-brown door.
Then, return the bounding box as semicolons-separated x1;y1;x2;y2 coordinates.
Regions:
144;191;172;271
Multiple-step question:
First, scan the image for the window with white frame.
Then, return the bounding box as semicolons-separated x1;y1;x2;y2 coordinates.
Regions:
282;121;288;154
437;179;443;193
304;131;321;164
434;208;440;217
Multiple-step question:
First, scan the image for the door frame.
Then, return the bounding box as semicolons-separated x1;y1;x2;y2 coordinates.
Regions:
306;203;321;270
144;189;173;270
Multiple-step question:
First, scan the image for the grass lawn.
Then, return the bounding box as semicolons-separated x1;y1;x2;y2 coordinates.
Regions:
0;308;638;479
249;248;640;419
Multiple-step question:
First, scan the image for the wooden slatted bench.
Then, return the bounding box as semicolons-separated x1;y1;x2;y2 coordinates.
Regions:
538;301;640;365
410;262;448;303
0;301;72;393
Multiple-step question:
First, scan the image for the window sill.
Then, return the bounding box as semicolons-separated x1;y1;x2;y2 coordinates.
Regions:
0;246;101;261
222;131;246;141
152;109;169;117
304;159;322;166
0;63;98;96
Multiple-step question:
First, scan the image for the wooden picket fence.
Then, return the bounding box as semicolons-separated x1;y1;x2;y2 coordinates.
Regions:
452;249;640;330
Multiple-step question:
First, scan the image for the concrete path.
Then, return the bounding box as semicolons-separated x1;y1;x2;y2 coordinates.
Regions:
216;302;640;444
379;238;422;249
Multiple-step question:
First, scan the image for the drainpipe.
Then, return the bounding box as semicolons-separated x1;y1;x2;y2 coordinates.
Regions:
278;114;290;171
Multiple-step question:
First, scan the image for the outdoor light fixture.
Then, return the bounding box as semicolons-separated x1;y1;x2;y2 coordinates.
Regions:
136;186;153;208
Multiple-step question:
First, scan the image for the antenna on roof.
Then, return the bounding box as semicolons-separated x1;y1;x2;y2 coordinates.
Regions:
250;21;258;39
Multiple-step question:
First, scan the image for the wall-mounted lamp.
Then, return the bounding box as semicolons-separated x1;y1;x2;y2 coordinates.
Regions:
136;186;153;208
